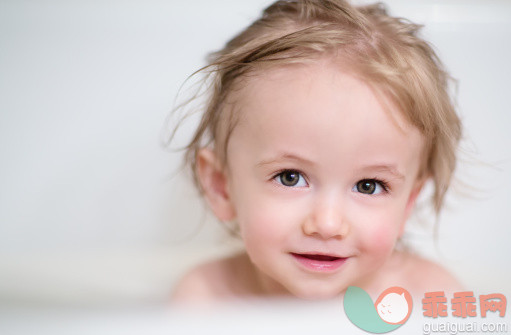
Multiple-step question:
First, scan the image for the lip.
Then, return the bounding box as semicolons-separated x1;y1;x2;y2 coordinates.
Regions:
290;252;347;273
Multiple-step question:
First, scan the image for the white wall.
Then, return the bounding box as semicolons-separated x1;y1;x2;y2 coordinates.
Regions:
1;0;510;306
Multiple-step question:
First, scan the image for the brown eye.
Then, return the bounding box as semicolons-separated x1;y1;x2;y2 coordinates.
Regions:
357;180;375;194
276;170;307;187
355;179;385;195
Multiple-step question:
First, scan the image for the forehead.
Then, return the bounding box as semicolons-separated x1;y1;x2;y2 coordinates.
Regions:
229;58;410;129
225;59;424;175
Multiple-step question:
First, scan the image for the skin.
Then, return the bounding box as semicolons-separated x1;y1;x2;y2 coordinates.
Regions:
172;58;461;303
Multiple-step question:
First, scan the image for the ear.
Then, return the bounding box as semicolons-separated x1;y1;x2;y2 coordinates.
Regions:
399;178;426;237
196;148;236;221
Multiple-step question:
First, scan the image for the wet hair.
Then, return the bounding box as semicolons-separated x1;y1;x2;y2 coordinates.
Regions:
177;0;462;215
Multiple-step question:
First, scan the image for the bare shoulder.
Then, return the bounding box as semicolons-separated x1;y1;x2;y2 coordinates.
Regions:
171;262;221;303
393;251;463;295
171;252;256;303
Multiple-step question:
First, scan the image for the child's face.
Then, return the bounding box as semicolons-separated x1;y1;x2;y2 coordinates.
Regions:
212;59;425;299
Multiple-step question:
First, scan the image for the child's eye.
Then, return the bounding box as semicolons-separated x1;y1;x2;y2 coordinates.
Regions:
352;179;388;195
274;170;308;187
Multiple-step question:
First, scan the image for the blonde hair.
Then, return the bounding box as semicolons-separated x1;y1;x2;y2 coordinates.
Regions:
179;0;461;215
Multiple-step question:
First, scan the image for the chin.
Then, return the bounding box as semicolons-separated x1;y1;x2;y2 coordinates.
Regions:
289;285;344;300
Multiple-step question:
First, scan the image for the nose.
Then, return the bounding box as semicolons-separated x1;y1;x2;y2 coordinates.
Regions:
301;193;350;239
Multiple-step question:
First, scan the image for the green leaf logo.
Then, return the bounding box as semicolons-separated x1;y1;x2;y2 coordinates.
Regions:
344;286;413;333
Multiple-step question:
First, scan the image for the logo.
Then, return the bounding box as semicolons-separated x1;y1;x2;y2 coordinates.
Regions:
344;286;413;333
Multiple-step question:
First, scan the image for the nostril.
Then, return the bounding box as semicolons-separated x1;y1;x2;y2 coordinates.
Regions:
301;207;349;239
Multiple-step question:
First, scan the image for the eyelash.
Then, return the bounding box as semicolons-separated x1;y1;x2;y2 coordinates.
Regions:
271;170;391;193
359;178;391;194
271;169;308;187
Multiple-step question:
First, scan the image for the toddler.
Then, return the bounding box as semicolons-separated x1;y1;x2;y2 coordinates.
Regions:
172;0;462;302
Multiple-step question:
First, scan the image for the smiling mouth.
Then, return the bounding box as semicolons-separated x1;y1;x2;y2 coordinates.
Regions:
292;253;341;261
291;253;347;272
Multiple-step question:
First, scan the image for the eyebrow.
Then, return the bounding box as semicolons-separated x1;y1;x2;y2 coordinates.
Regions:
256;153;315;168
361;164;406;181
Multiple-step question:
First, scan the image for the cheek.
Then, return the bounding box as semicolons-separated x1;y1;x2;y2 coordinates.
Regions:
355;207;404;255
236;195;300;254
366;223;398;253
239;208;275;251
